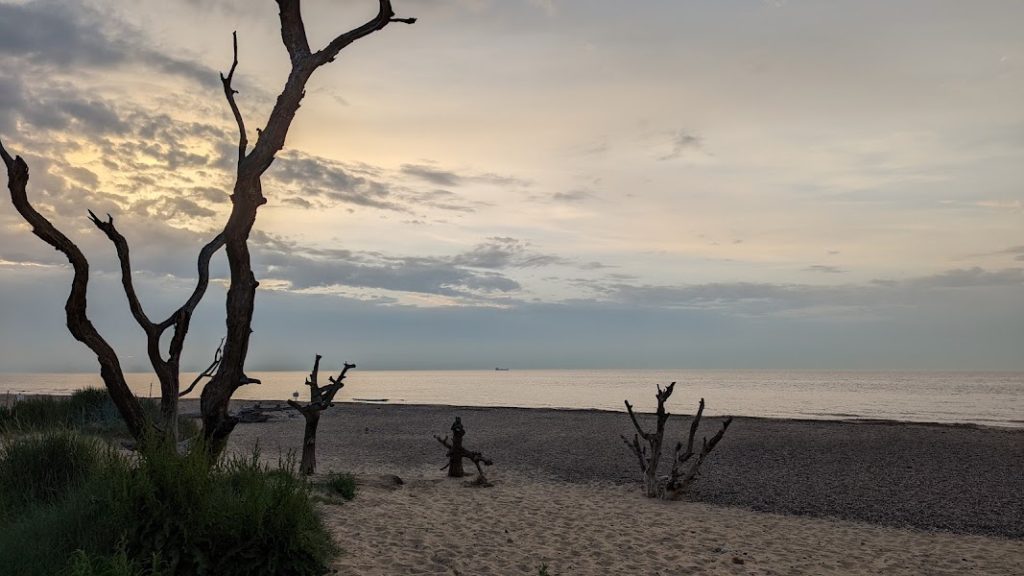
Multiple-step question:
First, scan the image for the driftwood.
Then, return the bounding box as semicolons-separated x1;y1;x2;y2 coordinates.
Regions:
287;355;354;475
435;416;493;487
0;1;416;453
622;382;732;499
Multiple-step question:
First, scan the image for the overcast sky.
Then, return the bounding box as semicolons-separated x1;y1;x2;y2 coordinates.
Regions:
0;0;1022;372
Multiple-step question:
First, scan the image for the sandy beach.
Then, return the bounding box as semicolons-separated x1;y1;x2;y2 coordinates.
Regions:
221;401;1024;575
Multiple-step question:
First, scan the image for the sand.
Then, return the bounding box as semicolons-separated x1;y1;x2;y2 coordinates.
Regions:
322;474;1022;576
219;401;1024;575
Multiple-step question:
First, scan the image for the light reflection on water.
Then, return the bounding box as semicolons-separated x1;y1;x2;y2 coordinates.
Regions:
1;369;1021;428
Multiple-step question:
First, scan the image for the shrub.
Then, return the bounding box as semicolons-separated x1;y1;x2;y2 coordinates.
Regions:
0;436;337;576
325;472;357;501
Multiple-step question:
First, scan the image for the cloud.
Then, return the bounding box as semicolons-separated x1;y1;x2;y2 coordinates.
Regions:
582;267;1024;317
400;162;530;189
659;129;703;160
269;151;403;211
0;0;215;87
998;245;1024;261
269;152;489;214
551;189;594;202
804;264;844;274
131;196;217;220
249;232;523;301
401;164;463;187
451;237;566;269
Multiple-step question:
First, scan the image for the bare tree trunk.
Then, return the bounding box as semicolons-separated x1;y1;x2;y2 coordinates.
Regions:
300;410;320;475
622;383;732;499
435;417;493;486
1;1;415;452
200;2;415;455
288;355;354;475
446;418;467;477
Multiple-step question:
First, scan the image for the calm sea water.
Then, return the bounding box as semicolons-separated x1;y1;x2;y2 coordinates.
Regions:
0;369;1021;428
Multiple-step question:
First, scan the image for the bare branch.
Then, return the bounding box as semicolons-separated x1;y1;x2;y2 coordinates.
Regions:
220;31;248;164
0;137;12;168
161;232;226;362
180;338;224;397
313;0;416;66
679;397;706;463
434;434;452;450
670;417;733;493
87;210;157;333
276;0;312;62
624;399;649;439
1;138;147;438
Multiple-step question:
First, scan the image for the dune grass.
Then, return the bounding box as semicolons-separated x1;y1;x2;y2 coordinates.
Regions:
0;388;199;439
0;397;337;575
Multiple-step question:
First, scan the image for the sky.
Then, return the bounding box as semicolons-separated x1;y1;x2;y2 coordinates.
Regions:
0;0;1022;372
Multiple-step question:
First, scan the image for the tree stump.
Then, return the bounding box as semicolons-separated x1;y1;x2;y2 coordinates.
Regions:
435;416;494;487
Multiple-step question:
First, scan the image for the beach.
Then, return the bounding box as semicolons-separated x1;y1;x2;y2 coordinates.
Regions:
222;401;1024;575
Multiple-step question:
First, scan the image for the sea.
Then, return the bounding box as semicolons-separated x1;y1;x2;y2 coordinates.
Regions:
0;369;1021;428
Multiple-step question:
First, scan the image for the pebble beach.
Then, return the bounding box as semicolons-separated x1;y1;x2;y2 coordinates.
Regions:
221;401;1024;575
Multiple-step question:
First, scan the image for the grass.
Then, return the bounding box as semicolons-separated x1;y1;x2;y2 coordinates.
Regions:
324;472;357;501
0;388;199;439
0;430;102;520
0;398;338;575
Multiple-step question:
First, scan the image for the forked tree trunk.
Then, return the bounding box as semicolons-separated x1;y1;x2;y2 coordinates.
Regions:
1;1;415;453
622;382;732;499
288;355;355;475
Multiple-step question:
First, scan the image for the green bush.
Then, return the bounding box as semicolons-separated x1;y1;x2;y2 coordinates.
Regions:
0;435;337;576
325;472;357;501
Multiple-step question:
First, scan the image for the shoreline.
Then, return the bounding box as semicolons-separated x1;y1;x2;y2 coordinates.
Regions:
219;397;1024;431
8;391;1022;429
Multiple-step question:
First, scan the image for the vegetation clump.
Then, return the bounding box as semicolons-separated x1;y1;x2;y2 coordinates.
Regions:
0;395;337;575
325;472;358;501
0;388;198;439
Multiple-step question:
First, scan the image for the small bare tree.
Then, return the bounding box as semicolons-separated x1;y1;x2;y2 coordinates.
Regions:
435;416;493;487
622;382;732;499
0;1;415;453
287;355;354;475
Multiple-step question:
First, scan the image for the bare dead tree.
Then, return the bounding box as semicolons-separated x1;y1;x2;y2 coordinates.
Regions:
287;355;354;475
435;416;493;487
0;1;415;451
622;382;732;499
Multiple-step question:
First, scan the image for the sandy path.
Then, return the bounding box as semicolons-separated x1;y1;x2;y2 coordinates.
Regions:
323;474;1023;576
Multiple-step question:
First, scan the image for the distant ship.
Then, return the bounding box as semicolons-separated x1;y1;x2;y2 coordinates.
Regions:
494;367;510;371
